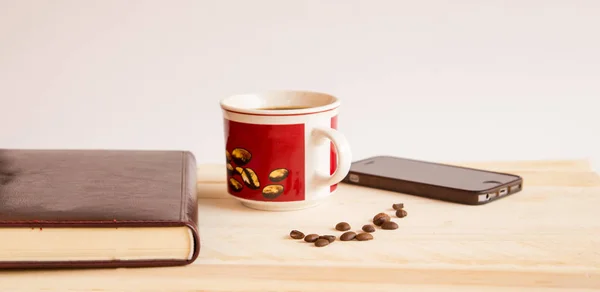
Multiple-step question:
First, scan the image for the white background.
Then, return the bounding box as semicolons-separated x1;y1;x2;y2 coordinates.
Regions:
1;0;598;170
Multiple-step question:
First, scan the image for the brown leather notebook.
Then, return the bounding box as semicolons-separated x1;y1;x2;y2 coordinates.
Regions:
0;149;200;269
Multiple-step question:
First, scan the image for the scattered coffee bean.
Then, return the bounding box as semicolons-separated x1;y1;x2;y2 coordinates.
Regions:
286;202;413;247
335;222;351;231
373;212;390;226
314;238;330;247
392;203;404;210
396;209;408;218
290;230;305;239
362;224;376;233
356;232;374;241
340;231;357;241
304;234;320;243
319;235;336;243
381;221;399;230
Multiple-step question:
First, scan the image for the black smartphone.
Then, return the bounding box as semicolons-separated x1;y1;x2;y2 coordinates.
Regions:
341;155;523;205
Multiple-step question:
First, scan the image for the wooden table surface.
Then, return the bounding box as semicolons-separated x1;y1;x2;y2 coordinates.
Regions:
1;159;599;291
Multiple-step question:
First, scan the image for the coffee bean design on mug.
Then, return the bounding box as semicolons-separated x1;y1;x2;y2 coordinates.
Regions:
222;119;307;203
262;168;290;199
268;168;289;182
226;147;291;200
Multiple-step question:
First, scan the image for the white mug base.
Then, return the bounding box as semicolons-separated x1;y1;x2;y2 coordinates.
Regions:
234;196;329;211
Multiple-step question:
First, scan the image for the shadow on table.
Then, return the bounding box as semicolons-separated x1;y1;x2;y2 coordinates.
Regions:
196;182;229;199
195;181;337;213
196;182;266;212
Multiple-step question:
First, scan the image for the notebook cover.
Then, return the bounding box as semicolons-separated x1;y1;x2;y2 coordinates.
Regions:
0;149;200;269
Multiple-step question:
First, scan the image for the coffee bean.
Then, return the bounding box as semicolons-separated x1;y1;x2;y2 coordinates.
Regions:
226;163;235;176
396;209;407;218
240;168;260;190
335;222;351;231
392;203;404;210
231;148;252;166
381;221;399;230
235;166;244;176
373;212;390;226
340;231;356;241
228;178;243;192
319;235;336;243
262;184;284;199
356;232;374;241
290;230;305;239
315;238;330;247
268;168;289;182
304;234;320;243
362;224;376;233
226;150;232;163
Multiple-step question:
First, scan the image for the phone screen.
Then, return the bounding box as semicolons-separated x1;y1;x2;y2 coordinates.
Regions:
349;156;520;192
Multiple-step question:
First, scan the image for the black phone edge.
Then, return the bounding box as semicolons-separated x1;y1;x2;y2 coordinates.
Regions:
341;157;524;206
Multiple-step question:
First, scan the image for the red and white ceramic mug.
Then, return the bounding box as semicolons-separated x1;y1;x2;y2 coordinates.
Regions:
220;90;352;211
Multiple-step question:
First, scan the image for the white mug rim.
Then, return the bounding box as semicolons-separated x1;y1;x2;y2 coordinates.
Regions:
220;90;340;116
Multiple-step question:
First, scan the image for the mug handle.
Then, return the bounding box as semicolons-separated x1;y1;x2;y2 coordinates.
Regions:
312;127;352;186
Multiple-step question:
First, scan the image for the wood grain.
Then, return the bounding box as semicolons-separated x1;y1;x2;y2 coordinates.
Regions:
1;160;599;291
0;265;598;291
